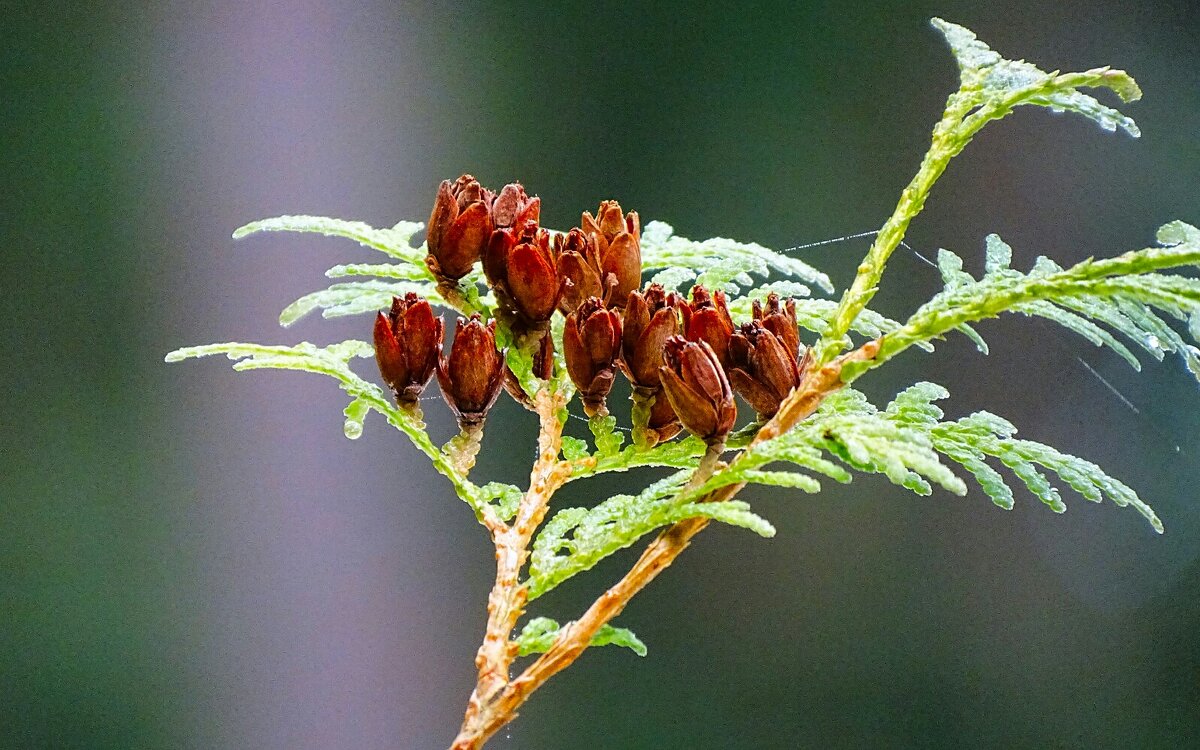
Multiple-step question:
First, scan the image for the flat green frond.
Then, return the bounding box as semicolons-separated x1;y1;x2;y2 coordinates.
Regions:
871;224;1200;382
647;266;697;292
726;389;967;499
234;215;427;263
932;18;1141;137
280;280;443;327
236;215;494;323
164;340;494;525
724;382;1160;530
514;617;646;658
640;220;834;294
588;415;626;457
565;434;709;481
326;262;433;281
561;436;590;462
726;281;815;313
673;500;777;537
527;469;774;599
735;470;823;493
887;383;1160;530
164;340;374;377
527;471;686;599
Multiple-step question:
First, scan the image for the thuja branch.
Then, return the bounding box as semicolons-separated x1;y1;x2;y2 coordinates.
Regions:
817;18;1142;365
164;17;1185;750
451;342;883;746
835;222;1200;386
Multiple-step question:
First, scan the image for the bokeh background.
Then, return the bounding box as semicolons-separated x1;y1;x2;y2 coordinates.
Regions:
4;1;1199;747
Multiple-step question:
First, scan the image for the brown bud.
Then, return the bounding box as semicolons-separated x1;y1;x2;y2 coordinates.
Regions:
484;224;562;326
752;293;801;363
581;200;642;307
680;285;734;367
728;321;803;419
563;298;623;417
620;284;684;389
374;294;444;404
436;315;506;428
659;337;737;445
426;174;494;281
555;228;604;314
490;182;541;230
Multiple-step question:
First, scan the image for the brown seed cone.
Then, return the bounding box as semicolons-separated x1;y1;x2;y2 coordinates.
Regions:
373;293;444;404
680;285;735;367
436;314;506;428
555;228;605;314
619;284;684;390
426;174;493;282
752;292;801;363
563;298;622;417
484;223;562;327
490;182;540;231
581;200;642;307
727;321;802;419
659;337;737;445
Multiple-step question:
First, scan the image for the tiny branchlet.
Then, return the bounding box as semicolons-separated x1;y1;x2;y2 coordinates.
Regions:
167;19;1197;748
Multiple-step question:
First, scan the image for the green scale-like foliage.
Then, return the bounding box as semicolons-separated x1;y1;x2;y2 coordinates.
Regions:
863;223;1200;380
525;381;1164;605
167;18;1193;668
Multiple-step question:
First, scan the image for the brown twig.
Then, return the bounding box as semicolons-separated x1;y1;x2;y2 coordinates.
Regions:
448;341;880;748
451;387;570;749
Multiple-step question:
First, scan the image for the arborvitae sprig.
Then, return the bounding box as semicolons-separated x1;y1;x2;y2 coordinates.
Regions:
166;18;1192;749
856;223;1200;381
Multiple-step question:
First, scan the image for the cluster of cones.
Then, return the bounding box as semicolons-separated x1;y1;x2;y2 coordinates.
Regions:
375;175;810;447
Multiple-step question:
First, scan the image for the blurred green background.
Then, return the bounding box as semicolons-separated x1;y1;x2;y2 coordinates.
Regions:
3;1;1199;747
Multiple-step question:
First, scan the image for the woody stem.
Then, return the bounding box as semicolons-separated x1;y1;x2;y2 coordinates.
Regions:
448;342;882;748
451;389;568;750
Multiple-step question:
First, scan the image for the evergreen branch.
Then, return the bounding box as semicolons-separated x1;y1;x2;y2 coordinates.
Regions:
234;215;491;321
457;389;572;739
722;389;968;499
169;19;1176;748
816;18;1142;365
526;470;774;601
234;215;427;263
861;223;1200;381
887;382;1162;531
163;341;499;527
